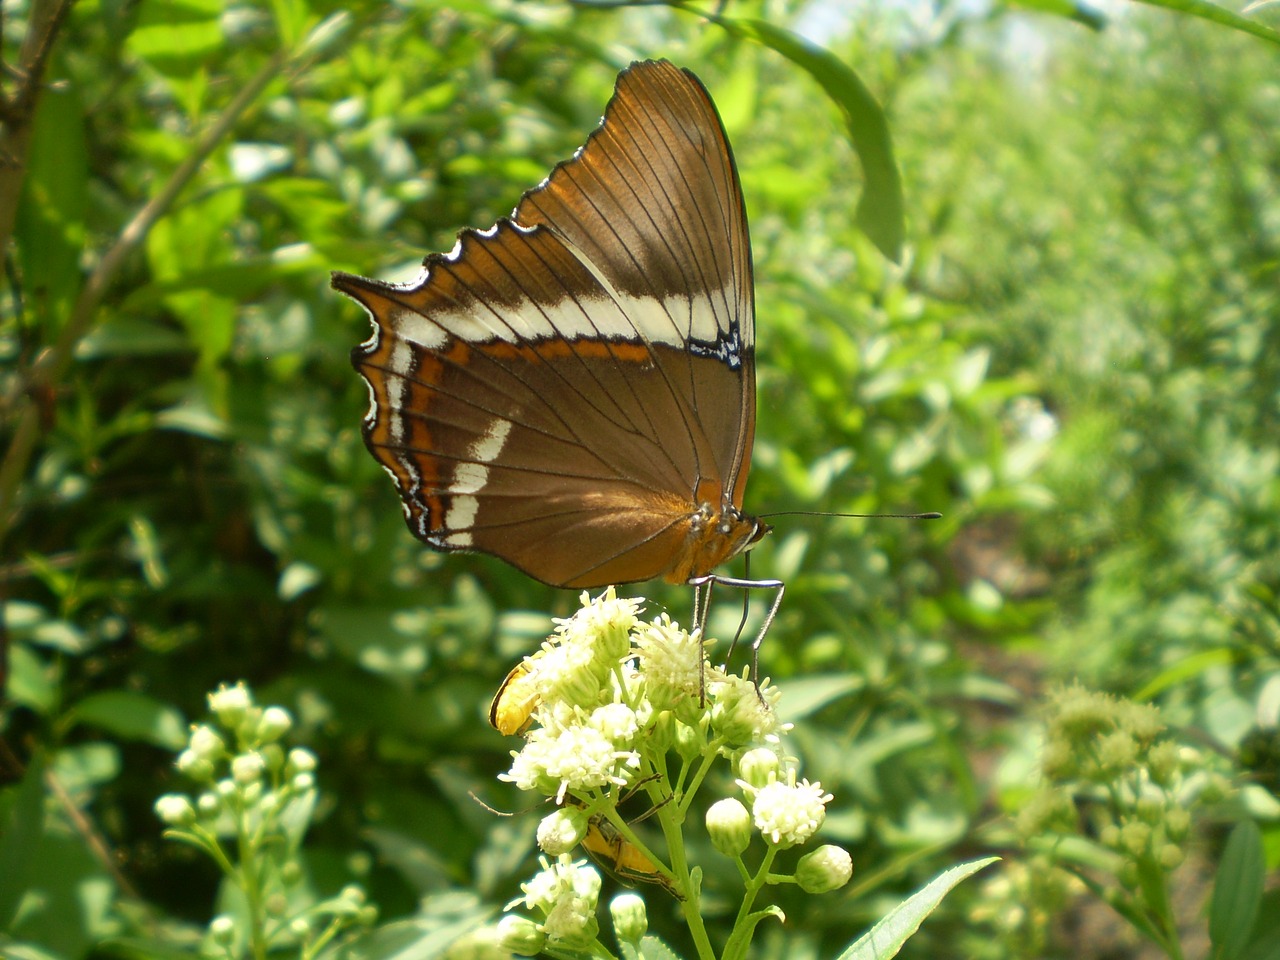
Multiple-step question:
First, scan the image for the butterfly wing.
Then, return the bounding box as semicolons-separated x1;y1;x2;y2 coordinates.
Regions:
333;60;756;588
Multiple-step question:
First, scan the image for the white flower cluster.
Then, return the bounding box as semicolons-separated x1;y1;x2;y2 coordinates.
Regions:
490;589;851;952
497;589;792;804
504;855;603;948
155;682;317;833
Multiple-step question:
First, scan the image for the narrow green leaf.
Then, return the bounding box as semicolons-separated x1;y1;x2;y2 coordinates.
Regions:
69;691;187;749
1131;0;1280;46
834;857;999;960
703;14;905;262
1210;819;1265;960
1008;0;1107;30
1239;891;1280;960
15;79;88;329
0;755;47;928
1134;647;1237;701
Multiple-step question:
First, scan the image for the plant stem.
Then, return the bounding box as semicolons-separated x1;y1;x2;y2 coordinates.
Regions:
653;793;716;960
719;845;778;960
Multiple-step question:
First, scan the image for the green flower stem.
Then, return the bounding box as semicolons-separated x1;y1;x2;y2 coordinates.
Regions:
235;801;269;960
720;845;780;960
676;738;726;820
1061;864;1165;947
652;789;716;960
301;916;346;960
1136;854;1184;960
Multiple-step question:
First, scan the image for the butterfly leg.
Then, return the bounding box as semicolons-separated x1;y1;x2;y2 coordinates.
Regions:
687;573;784;687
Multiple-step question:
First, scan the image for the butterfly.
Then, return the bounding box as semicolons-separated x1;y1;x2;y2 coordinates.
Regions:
332;59;779;622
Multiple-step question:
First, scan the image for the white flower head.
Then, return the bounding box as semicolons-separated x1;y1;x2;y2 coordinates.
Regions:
709;669;788;745
510;854;601;917
502;721;639;801
543;894;599;944
633;613;707;711
558;587;641;665
208;682;253;725
154;793;196;826
188;724;225;760
751;776;833;848
231;751;266;785
589;702;639;747
535;630;606;711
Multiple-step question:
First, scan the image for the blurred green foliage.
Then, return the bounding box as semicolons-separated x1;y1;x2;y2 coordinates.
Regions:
2;0;1279;958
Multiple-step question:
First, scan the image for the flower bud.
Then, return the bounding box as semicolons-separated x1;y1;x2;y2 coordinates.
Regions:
209;915;236;946
154;794;196;826
1096;730;1138;774
537;807;589;856
1165;806;1191;842
710;673;774;746
706;798;752;857
289;917;310;938
258;706;293;742
1147;740;1180;786
293;772;316;792
288;747;318;773
1157;843;1184;869
341;884;367;907
1135;796;1163;825
1120;819;1151;856
646;710;674;755
175;749;214;782
265;891;288;916
610;892;648;944
232;751;266;785
495;915;546;956
208;682;254;727
260;743;285;773
795;844;853;893
736;747;780;790
197;792;220;817
188;725;225;760
674;719;704;763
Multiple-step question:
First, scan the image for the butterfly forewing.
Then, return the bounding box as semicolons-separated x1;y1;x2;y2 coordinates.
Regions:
334;60;760;588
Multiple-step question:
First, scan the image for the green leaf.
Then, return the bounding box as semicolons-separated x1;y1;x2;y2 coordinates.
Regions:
834;857;999;960
0;754;48;928
1130;0;1280;47
1007;0;1108;29
1239;891;1280;960
75;315;192;358
5;642;58;714
776;673;866;721
703;14;904;262
636;935;682;959
126;0;224;76
1210;819;1265;960
15;78;88;329
68;691;187;749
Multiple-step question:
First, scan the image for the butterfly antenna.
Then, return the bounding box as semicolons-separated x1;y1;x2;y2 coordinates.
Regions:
758;510;942;520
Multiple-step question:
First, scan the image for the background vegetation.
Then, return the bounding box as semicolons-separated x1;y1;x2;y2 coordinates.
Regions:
2;0;1278;957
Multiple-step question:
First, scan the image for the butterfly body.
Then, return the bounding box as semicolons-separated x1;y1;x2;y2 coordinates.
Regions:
335;60;768;590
